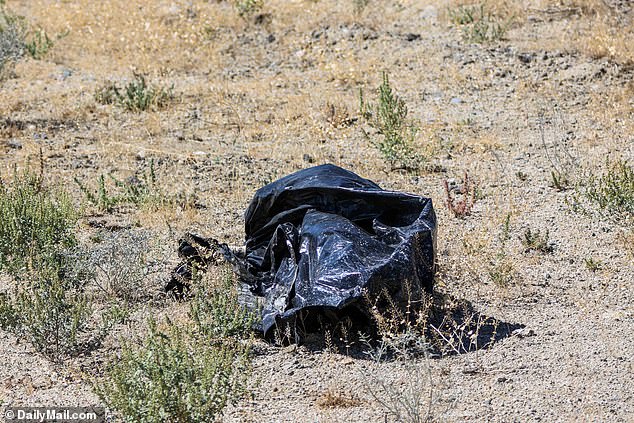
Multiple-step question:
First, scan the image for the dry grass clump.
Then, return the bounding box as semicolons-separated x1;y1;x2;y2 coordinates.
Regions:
316;388;362;408
446;1;633;65
581;17;634;65
94;266;256;423
538;0;632;65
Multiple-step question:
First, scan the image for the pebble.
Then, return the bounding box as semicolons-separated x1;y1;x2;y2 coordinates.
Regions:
6;139;22;149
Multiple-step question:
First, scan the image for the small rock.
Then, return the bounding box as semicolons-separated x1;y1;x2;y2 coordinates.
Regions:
267;34;276;43
303;154;314;163
283;344;297;354
405;33;421;42
6;139;22;149
518;53;533;64
450;97;462;105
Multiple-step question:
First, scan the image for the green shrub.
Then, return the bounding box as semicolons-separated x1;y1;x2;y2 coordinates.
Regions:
96;266;254;422
25;28;53;59
235;0;263;18
0;170;95;361
360;72;422;171
449;4;511;43
95;73;173;112
189;267;257;340
0;2;25;78
74;160;166;212
577;159;634;224
96;317;251;423
521;228;552;253
0;269;92;361
0;170;126;362
353;0;369;15
0;170;77;276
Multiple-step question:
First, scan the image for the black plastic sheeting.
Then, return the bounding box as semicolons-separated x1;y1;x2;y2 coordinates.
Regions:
168;164;437;335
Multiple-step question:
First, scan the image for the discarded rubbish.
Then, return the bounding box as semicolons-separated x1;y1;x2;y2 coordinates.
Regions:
167;164;437;335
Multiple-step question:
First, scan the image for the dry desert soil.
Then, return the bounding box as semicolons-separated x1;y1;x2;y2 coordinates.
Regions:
1;0;633;422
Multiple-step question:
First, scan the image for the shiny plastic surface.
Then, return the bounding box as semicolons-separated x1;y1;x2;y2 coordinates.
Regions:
228;164;437;334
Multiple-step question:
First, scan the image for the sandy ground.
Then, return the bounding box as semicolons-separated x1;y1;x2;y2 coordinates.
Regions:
1;0;633;421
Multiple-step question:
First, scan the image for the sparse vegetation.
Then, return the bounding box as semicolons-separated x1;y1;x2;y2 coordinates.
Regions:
550;170;571;192
87;230;155;302
449;3;511;43
74;160;167;212
95;317;251;423
361;331;435;423
316;388;362;408
0;170;106;361
360;285;436;423
488;259;515;287
0;268;92;362
0;169;77;276
584;257;602;272
443;172;477;218
353;0;369;15
25;28;53;59
95;73;173;112
189;267;257;340
96;268;254;423
0;1;25;77
360;72;422;171
521;228;553;253
575;159;634;225
235;0;263;19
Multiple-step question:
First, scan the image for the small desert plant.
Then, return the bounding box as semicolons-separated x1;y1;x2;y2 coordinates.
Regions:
521;228;553;253
0;169;126;361
324;102;354;128
550;170;571;191
0;171;96;361
488;259;515;287
189;267;257;340
360;329;435;423
234;0;263;19
74;160;166;212
539;113;578;192
0;1;25;76
316;388;362;408
449;3;511;43
360;72;422;171
95;73;173;112
584;257;602;272
575;159;634;225
96;313;252;422
353;0;369;15
87;230;157;302
25;28;53;59
443;172;477;218
0;169;77;276
448;4;476;25
0;268;92;362
360;281;437;422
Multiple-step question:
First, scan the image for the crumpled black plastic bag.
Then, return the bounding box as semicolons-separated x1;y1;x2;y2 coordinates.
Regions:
168;164;437;335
